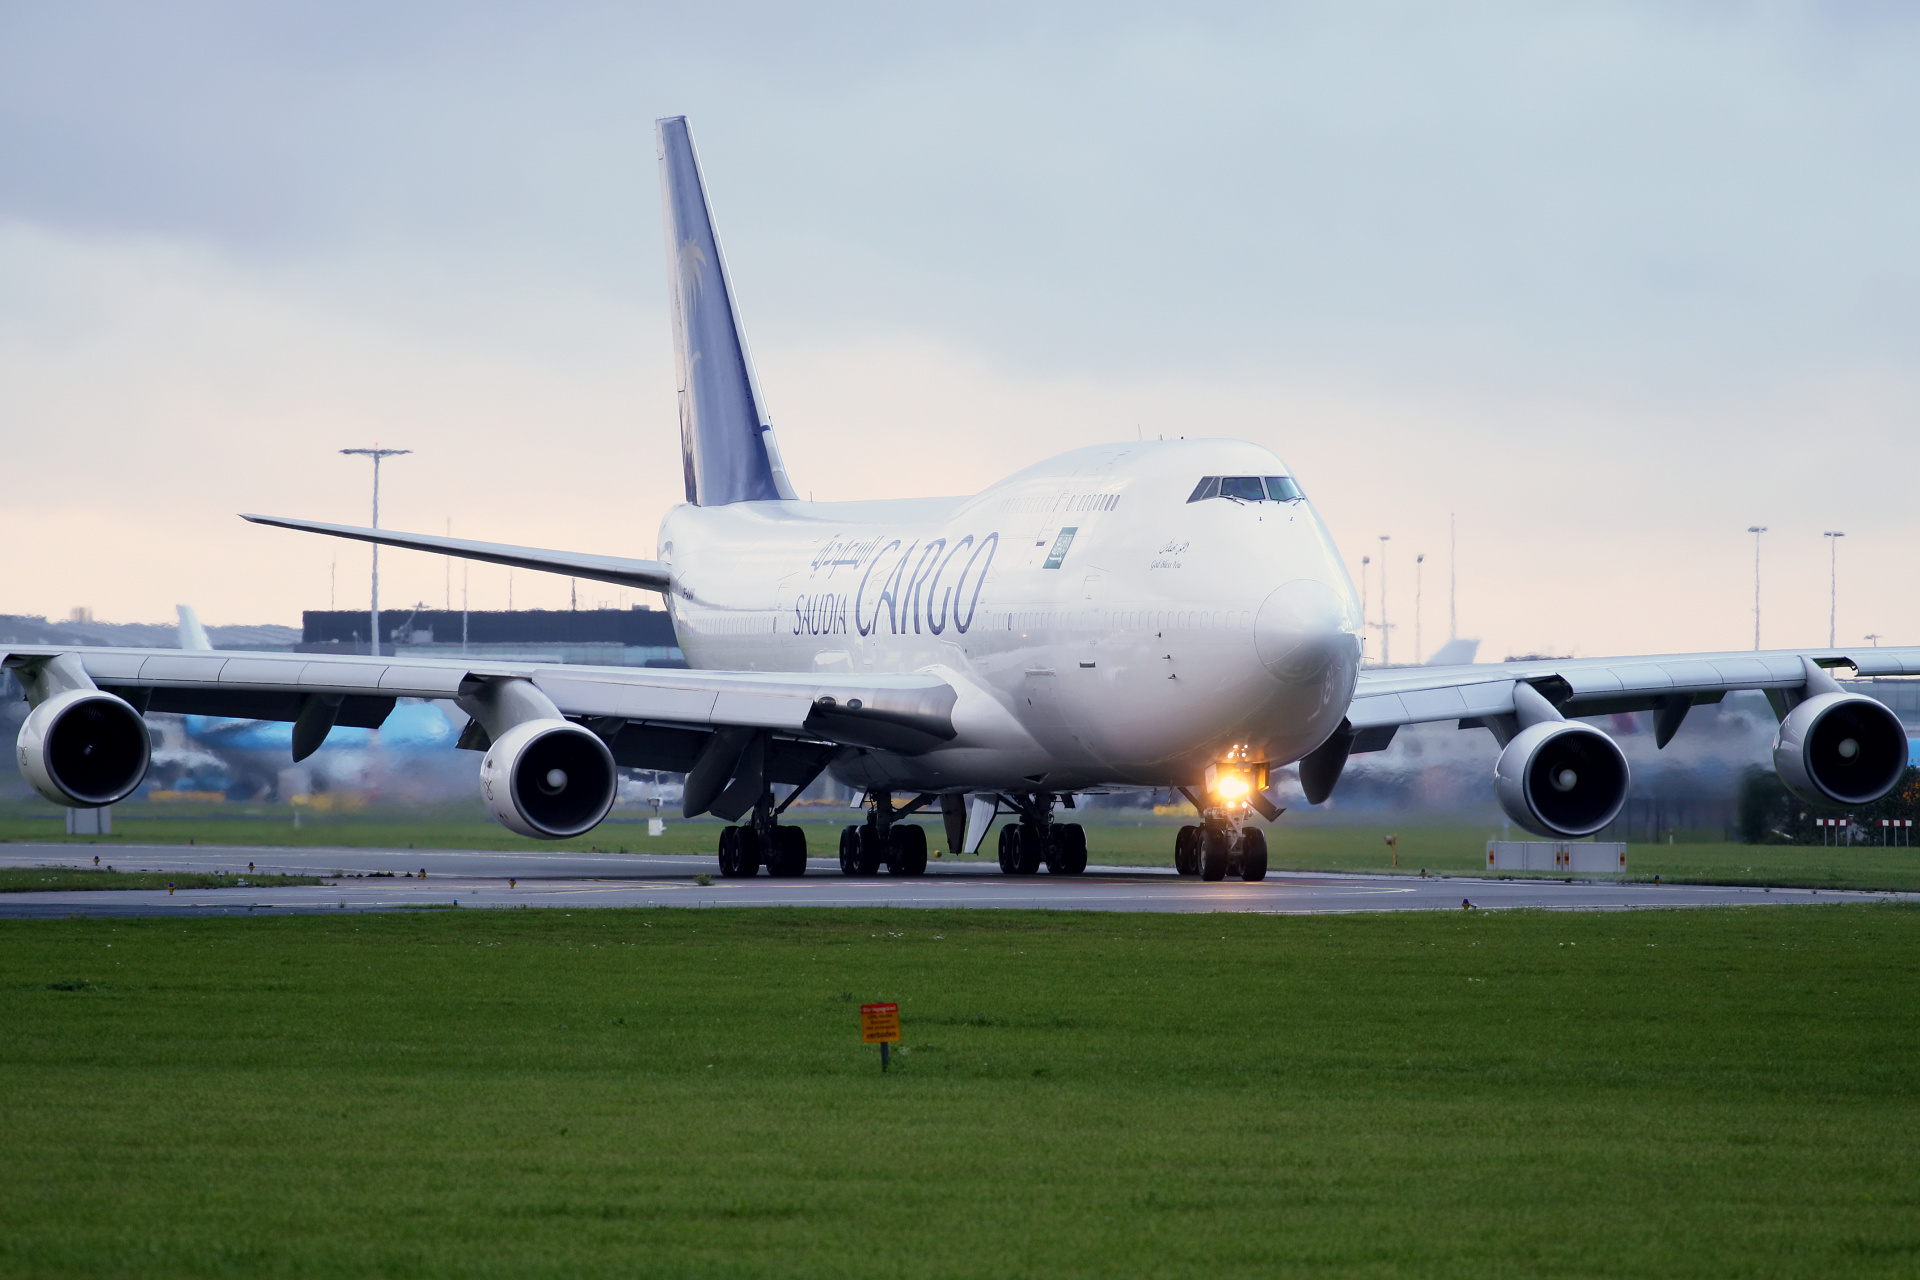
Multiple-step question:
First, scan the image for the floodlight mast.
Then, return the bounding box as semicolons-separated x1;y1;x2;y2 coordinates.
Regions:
340;446;412;657
1747;526;1767;650
1378;535;1391;665
1823;531;1845;649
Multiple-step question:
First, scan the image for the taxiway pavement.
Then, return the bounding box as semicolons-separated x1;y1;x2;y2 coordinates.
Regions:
0;842;1908;918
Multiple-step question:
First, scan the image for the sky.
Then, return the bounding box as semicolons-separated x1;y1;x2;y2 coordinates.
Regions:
2;1;1916;661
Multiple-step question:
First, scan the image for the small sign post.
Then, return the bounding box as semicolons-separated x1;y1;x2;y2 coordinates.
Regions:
861;1002;900;1071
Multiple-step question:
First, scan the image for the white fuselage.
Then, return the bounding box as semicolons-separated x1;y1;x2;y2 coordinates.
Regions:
660;440;1364;793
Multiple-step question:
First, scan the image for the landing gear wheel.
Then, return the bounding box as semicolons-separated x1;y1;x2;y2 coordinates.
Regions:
1238;828;1268;882
888;824;928;875
997;824;1043;875
1015;823;1044;875
1046;823;1088;875
1199;827;1230;881
767;825;808;877
856;824;884;875
1174;825;1200;876
838;825;862;875
718;826;760;878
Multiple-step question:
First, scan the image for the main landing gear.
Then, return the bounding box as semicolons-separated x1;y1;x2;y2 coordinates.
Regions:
716;789;808;878
993;792;1088;876
837;789;931;876
1173;818;1267;882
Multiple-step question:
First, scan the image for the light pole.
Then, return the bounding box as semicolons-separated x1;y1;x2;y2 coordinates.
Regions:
1746;526;1766;650
1415;553;1425;664
1378;535;1391;665
1448;514;1458;643
1866;633;1881;647
340;446;412;657
1823;531;1845;649
1359;555;1370;664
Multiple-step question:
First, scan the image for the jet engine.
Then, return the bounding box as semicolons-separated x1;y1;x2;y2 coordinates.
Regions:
17;689;152;807
1494;720;1630;839
478;719;617;839
1773;691;1908;807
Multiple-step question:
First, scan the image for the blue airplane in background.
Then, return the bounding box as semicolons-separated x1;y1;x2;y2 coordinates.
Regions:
174;606;462;760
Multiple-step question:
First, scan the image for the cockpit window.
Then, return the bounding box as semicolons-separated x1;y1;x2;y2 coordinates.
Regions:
1186;475;1306;504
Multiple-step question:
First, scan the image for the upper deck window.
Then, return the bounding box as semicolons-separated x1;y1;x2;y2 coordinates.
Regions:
1186;475;1306;504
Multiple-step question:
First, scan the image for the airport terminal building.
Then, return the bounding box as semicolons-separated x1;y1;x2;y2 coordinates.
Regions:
298;606;686;668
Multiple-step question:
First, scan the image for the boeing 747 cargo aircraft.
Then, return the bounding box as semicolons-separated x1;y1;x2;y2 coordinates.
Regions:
9;118;1916;881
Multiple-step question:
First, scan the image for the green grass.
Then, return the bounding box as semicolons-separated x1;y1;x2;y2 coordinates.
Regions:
0;868;321;893
10;801;1919;891
2;906;1917;1278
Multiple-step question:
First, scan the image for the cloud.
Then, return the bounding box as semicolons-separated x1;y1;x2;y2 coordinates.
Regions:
1;2;1917;656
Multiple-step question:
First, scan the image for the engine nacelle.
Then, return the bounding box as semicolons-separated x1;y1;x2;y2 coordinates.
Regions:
478;718;616;839
17;689;151;807
1773;692;1908;807
1494;721;1630;839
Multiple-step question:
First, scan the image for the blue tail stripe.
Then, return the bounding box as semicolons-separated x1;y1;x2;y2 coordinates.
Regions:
656;117;788;506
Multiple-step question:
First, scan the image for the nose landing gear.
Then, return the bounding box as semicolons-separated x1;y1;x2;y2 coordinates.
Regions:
1175;818;1269;882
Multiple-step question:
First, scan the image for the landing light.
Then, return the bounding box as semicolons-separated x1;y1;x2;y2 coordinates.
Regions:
1215;774;1251;801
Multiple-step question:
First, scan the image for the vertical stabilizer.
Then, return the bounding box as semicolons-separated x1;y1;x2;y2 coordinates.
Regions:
176;605;213;651
656;117;797;506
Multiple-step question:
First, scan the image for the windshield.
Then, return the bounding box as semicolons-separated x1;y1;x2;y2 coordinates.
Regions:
1186;475;1306;504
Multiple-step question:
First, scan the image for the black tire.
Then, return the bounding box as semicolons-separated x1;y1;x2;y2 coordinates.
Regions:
1199;826;1230;881
889;824;929;875
1047;823;1088;875
718;826;753;878
767;825;808;877
1015;824;1044;875
997;823;1020;874
1174;824;1200;876
737;825;762;877
1239;828;1268;882
838;825;862;875
856;824;884;875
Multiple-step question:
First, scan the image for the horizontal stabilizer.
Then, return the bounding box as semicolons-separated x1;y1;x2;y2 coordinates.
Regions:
241;514;670;594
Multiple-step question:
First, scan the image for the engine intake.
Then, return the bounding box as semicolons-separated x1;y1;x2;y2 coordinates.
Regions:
1773;692;1908;807
17;689;151;807
1494;721;1629;839
478;719;617;839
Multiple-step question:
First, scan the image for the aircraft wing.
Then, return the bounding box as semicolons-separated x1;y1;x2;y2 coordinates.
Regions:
241;514;671;594
1;645;954;820
1343;646;1920;750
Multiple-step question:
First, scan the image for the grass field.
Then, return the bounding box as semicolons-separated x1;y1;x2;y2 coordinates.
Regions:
7;800;1920;891
3;905;1917;1277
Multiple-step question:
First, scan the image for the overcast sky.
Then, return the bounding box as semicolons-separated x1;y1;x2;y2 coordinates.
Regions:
3;1;1916;661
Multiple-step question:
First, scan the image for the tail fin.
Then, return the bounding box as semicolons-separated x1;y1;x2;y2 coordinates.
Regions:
176;605;213;651
656;116;796;506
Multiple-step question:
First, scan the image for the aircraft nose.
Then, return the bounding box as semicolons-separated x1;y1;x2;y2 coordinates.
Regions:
1255;578;1356;684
